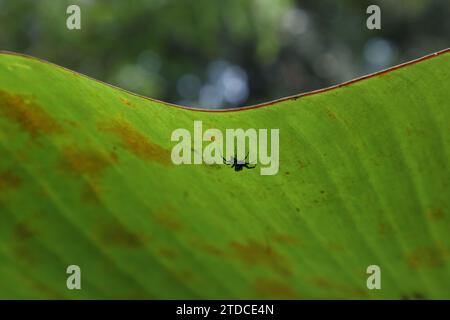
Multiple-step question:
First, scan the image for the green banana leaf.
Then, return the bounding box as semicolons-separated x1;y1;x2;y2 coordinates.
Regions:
0;49;449;299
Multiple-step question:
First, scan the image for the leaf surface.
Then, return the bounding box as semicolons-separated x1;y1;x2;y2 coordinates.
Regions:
0;50;449;299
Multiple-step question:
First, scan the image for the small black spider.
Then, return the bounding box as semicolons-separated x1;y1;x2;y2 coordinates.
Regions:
222;153;256;172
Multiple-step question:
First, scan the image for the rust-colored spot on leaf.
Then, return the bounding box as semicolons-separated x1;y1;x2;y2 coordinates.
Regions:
153;210;184;232
328;243;345;252
14;221;35;241
325;108;338;120
427;208;445;221
61;146;117;178
192;238;292;275
60;145;118;202
311;277;368;297
0;170;21;191
99;120;170;165
0;90;61;138
254;278;300;299
405;243;449;269
378;222;393;235
0;170;20;208
230;240;292;276
98;223;147;249
312;277;332;289
119;97;135;108
28;279;64;299
298;160;310;169
270;234;298;245
12;220;37;264
80;182;102;203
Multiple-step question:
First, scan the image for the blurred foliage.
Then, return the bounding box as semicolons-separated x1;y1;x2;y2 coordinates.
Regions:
0;0;449;108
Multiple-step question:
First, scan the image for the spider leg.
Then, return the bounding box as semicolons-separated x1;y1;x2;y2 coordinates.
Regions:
244;163;256;169
222;157;230;165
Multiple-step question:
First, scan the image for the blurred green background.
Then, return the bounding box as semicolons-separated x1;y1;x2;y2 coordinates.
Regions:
0;0;449;108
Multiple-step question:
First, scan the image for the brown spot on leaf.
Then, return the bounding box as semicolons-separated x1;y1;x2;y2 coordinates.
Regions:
312;277;332;289
80;182;102;203
192;238;293;275
378;222;392;235
298;160;310;169
230;240;292;276
325;108;337;120
311;277;368;298
14;221;35;241
254;278;300;299
27;277;64;299
0;170;21;191
271;234;298;245
0;90;61;138
61;146;117;178
12;220;37;264
60;145;118;202
0;170;21;208
406;244;449;269
153;211;184;231
427;208;445;221
98;223;147;248
119;97;134;108
99;120;170;165
328;243;345;252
